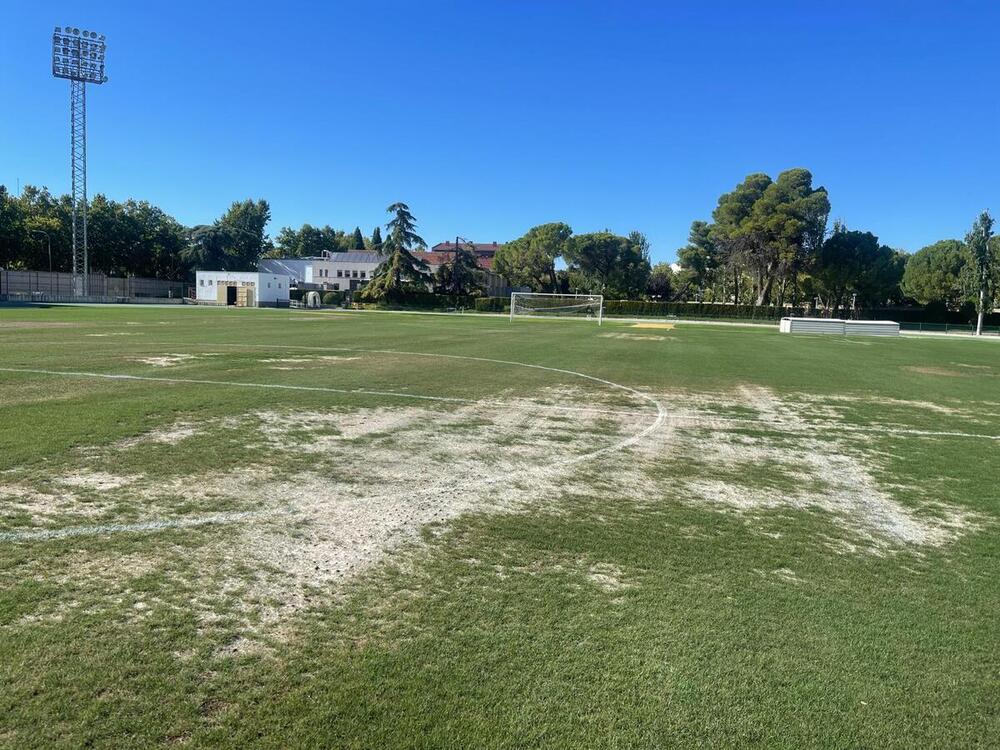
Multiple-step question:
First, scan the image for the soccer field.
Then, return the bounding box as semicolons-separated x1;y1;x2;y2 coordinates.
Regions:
0;305;997;748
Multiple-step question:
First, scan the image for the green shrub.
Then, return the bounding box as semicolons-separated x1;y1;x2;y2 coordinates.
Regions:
474;297;508;313
322;291;345;306
602;300;802;320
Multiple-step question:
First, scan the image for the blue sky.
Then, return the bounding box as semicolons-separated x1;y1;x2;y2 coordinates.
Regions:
2;1;998;262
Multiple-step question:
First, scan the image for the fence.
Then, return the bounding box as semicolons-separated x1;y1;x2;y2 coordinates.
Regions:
899;322;1000;336
0;269;186;300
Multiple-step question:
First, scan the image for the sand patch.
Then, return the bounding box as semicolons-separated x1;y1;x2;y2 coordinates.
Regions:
903;366;964;377
632;322;676;330
644;385;977;550
0;483;116;524
260;355;361;370
133;353;221;367
0;321;81;329
134;354;199;367
56;470;142;492
586;562;632;592
599;332;668;341
114;422;203;449
952;363;993;371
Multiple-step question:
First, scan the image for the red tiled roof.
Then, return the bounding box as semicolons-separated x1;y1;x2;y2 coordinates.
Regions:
414;251;494;271
430;241;501;256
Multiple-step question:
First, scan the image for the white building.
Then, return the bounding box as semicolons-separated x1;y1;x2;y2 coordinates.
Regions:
260;252;382;292
195;271;290;307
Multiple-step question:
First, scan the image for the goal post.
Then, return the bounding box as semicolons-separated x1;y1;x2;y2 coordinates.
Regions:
509;292;604;325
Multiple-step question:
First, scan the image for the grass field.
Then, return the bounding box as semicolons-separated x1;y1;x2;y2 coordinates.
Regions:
0;304;998;748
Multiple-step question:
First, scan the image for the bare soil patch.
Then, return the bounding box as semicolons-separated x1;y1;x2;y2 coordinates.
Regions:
903;366;965;377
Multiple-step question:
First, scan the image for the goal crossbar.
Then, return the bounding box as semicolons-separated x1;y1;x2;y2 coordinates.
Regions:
509;292;604;325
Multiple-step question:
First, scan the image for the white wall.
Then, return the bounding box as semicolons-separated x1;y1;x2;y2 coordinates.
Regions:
258;258;315;285
195;271;290;305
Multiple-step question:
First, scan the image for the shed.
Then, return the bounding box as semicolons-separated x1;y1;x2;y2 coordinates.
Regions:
195;271;290;307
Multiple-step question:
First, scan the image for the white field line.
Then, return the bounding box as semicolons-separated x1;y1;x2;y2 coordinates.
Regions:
0;366;650;420
198;342;670;462
0;348;667;543
0;510;271;542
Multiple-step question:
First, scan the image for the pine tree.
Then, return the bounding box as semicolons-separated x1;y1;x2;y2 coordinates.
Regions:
435;239;484;296
371;226;382;252
359;203;433;302
351;226;365;250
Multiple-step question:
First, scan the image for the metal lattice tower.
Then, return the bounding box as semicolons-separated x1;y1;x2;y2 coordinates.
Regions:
70;79;87;293
52;27;107;297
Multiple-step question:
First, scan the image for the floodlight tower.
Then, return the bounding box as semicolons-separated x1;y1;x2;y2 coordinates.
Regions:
52;26;107;296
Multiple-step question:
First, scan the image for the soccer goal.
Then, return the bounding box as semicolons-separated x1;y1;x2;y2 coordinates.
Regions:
509;292;604;324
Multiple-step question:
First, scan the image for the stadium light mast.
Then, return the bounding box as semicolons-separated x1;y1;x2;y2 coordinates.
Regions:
52;26;108;296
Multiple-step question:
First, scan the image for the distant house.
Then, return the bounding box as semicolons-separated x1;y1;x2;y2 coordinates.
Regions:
420;241;508;294
430;241;502;260
260;242;518;297
259;252;381;292
414;247;512;297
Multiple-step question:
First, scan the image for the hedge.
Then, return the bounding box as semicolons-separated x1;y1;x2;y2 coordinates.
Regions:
474;297;507;313
604;300;799;319
354;292;480;311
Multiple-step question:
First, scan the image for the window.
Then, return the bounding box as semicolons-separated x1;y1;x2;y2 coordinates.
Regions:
333;283;340;291
267;283;271;289
208;279;213;286
337;270;343;278
352;270;358;278
278;283;282;289
360;271;366;279
199;279;204;286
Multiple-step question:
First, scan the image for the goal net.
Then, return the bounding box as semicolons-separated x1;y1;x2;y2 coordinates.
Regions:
509;292;604;324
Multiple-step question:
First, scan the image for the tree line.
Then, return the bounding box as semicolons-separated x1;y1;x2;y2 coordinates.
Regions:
4;176;997;325
0;184;377;280
495;168;999;327
670;168;999;324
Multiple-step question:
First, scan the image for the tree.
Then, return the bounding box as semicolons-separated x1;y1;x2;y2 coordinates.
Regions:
270;224;349;258
646;262;675;299
0;186;26;268
434;240;484;297
351;227;365;250
359;202;432;302
966;211;996;335
675;220;719;300
494;222;571;291
811;223;900;315
708;169;829;306
371;226;383;251
220;199;271;269
184;199;271;271
563;231;651;298
901;240;969;309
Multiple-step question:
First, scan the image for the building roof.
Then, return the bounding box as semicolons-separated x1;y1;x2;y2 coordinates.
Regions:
414;251;494;271
321;251;383;263
430;241;501;255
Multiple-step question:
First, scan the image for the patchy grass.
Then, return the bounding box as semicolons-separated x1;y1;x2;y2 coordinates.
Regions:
0;304;998;748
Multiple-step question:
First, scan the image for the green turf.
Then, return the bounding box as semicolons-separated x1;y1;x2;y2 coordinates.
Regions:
0;304;998;748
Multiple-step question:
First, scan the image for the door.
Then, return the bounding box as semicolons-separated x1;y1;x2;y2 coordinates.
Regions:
226;285;237;305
